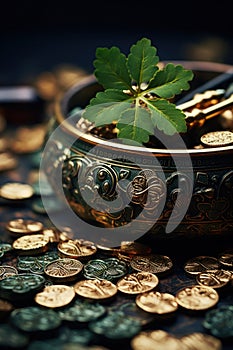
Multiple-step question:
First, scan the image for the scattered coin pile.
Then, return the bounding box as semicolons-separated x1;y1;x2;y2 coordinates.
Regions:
0;216;232;349
0;78;232;349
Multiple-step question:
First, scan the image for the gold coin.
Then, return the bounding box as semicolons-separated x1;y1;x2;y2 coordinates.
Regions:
57;239;97;259
0;265;18;280
196;269;232;289
184;255;220;276
6;218;44;235
74;278;117;300
10;125;46;154
35;284;75;308
12;234;49;255
130;254;173;275
0;137;8;152
131;329;186;350
0;299;14;320
135;291;178;314
175;285;219;311
218;249;233;269
200;130;233;147
34;71;58;100
54;65;88;91
0;152;18;172
180;332;222;350
42;227;72;243
0;182;34;200
117;272;159;295
44;258;83;282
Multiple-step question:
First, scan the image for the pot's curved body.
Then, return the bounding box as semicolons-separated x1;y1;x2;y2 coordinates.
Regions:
43;62;233;244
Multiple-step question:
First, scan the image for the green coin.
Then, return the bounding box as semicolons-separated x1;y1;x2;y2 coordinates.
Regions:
28;326;94;349
57;299;106;323
0;323;29;348
89;310;141;339
10;306;62;332
203;304;233;338
17;251;59;274
0;273;45;301
110;300;155;326
83;257;128;281
57;326;94;345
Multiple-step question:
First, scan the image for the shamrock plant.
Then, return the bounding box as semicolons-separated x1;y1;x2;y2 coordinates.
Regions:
82;37;194;145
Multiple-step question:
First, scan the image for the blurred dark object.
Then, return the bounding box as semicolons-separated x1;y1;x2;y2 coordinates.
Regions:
0;86;45;125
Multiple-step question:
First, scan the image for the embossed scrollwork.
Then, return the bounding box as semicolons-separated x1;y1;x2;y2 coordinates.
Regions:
127;169;166;218
165;172;193;220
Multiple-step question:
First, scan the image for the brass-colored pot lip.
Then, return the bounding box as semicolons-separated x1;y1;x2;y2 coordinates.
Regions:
54;60;233;155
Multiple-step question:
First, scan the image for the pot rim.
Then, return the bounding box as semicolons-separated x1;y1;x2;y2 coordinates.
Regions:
54;60;233;155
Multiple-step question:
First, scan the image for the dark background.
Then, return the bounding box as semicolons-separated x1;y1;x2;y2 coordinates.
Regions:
0;0;232;85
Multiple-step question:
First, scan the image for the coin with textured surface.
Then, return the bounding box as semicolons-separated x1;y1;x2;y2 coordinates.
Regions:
17;251;59;274
6;218;44;235
83;257;128;281
0;265;18;280
196;269;232;289
175;285;219;311
180;332;222;350
184;256;220;276
131;329;186;350
74;278;117;300
130;254;173;275
117;272;159;294
57;238;97;259
201;130;233;147
10;306;62;331
218;249;233;269
43;227;71;243
136;291;178;314
44;258;83;281
203;305;233;338
0;182;34;200
35;284;75;308
0;273;45;301
12;234;49;255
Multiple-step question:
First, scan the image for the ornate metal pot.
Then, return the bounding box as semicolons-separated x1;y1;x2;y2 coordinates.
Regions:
42;61;233;246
